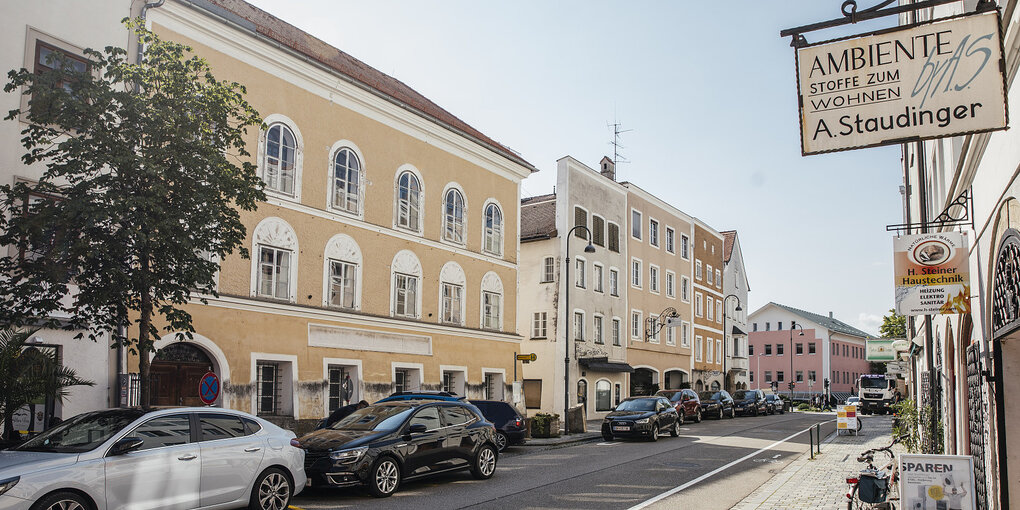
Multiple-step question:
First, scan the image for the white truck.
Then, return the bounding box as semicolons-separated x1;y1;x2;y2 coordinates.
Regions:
857;374;899;414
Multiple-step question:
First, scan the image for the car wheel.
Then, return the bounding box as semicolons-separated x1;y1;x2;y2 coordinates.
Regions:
470;444;498;479
649;422;659;441
670;421;680;437
677;411;685;426
367;456;401;497
695;410;702;423
494;432;509;452
249;467;292;510
754;407;760;417
603;432;614;441
730;407;736;419
32;492;91;510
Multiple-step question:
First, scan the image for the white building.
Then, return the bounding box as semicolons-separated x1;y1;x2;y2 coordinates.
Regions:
721;230;750;391
518;156;631;422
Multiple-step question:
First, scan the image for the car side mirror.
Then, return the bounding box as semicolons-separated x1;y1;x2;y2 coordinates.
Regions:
408;423;428;434
110;437;144;456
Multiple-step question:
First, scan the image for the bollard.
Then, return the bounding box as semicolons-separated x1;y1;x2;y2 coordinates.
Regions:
816;423;822;454
809;428;815;459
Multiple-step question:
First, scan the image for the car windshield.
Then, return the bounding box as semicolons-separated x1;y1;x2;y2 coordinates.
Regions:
615;399;656;412
332;405;414;431
699;391;721;400
732;391;756;400
654;390;682;402
14;409;145;453
847;397;860;402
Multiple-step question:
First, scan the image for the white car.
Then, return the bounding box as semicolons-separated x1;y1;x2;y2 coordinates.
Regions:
0;407;305;510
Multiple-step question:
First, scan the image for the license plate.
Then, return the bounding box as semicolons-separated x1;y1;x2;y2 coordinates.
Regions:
613;426;630;431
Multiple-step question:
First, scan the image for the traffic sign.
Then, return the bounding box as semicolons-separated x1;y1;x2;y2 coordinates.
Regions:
199;372;219;405
516;353;537;362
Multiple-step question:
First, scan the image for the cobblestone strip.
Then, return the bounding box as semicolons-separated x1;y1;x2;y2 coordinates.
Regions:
732;416;903;510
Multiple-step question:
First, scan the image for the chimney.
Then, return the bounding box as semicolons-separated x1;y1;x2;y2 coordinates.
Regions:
599;156;615;181
829;311;834;319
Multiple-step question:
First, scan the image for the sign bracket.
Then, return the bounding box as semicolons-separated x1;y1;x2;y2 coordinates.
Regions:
780;0;995;46
886;188;974;233
645;306;679;340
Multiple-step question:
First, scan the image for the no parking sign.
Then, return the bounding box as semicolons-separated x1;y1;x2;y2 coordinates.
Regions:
200;372;219;405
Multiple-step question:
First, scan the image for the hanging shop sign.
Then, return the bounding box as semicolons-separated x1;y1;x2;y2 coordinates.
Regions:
899;454;977;510
866;338;897;362
795;10;1007;155
894;232;970;316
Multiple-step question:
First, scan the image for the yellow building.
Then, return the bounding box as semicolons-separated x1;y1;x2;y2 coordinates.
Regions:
141;0;535;423
691;221;726;392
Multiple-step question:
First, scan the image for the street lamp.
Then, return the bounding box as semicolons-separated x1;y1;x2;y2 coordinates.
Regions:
564;225;595;436
721;294;742;392
789;322;804;404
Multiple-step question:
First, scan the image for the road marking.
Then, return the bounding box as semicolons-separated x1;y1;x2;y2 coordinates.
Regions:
597;441;621;446
288;506;306;510
772;454;781;458
626;420;834;510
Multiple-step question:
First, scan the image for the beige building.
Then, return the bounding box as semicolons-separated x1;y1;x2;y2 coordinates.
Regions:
691;221;726;392
621;182;695;395
137;0;536;422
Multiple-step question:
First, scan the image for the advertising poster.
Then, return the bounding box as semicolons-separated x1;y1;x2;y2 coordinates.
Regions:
894;232;971;316
866;338;897;361
837;405;858;432
796;11;1007;155
899;454;976;510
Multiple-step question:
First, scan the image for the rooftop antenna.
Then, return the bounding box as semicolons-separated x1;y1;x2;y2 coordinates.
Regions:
608;120;632;168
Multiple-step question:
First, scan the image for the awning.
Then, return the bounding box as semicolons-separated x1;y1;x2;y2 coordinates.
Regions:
578;357;634;373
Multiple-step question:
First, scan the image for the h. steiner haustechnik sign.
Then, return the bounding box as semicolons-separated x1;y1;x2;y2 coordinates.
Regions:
795;11;1007;155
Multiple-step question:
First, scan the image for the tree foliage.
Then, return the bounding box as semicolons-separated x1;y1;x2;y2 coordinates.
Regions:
1;19;264;407
880;308;907;338
0;328;93;440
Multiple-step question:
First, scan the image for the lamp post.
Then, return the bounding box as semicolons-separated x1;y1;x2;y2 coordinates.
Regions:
721;294;742;392
789;322;804;403
563;225;595;436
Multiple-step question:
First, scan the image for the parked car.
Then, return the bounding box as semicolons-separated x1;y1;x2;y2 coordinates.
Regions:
298;400;498;497
655;389;702;424
732;389;769;417
845;396;861;406
601;397;680;442
0;407;305;510
469;400;526;452
698;390;735;419
764;393;785;414
376;391;465;403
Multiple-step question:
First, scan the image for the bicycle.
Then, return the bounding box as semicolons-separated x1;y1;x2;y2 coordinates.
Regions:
845;433;908;509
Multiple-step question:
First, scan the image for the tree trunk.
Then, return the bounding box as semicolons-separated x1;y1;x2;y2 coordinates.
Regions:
2;411;13;442
138;252;153;410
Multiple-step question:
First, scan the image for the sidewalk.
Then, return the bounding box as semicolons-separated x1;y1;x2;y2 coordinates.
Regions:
517;418;604;447
732;415;904;509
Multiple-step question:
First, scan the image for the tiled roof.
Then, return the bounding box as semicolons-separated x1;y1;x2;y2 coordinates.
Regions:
521;194;557;241
772;302;873;339
194;0;536;173
722;230;736;262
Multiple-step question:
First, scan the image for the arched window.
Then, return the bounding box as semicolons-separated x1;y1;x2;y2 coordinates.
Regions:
331;146;361;214
323;234;362;309
710;381;721;391
391;250;423;318
396;171;422;232
439;261;466;325
481;272;504;330
483;202;503;256
263;123;297;195
595;380;612;411
443;187;465;244
251;217;298;302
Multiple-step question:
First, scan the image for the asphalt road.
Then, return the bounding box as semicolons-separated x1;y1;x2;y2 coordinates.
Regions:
290;411;836;510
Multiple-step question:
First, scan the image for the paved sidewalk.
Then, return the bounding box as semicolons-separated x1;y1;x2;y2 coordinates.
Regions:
517;418;604;447
732;415;904;509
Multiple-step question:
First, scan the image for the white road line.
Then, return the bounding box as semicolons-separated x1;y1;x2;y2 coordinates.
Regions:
772;454;781;458
626;420;834;510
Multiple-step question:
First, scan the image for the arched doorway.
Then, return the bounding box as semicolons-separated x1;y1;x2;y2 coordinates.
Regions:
152;342;214;407
630;368;657;396
695;380;704;392
663;370;688;389
710;381;721;391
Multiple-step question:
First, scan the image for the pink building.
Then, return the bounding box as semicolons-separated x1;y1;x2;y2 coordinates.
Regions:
748;303;873;401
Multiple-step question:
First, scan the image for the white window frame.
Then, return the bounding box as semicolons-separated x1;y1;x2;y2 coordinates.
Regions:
392;362;424;393
532;312;548;338
257;245;293;301
593;262;604;293
481;368;506;400
322;358;362;416
440;282;465;325
648;314;659;343
631;257;642;288
631;310;643;340
574;310;585;341
480;271;504;330
666;270;676;298
607;221;621;252
251;217;299;303
681;233;690;259
695;292;704;317
609;267;619;297
542;256;555;283
593;314;604;344
681;276;690;302
258;114;303;200
716;339;722;365
696;259;703;280
393;165;425;235
649;218;659;247
706;336;713;363
707;264;714;285
326;140;364;218
716;299;723;324
482;199;504;257
695;335;703;361
439;364;468;397
649;264;660;294
665;227;675;254
575;256;586;289
681;321;691;347
390;250;423;319
441;183;468;246
716;269;722;288
251;352;299;419
322;233;362;310
707;298;714;321
631;208;642;240
666;322;676;346
612;317;622;346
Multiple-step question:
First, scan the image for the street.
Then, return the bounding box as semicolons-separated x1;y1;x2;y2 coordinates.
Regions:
291;413;835;510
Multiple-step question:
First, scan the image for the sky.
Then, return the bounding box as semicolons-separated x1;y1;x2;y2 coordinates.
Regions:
244;0;907;335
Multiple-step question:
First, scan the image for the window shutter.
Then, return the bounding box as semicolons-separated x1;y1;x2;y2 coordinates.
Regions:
574;207;587;238
592;216;605;246
608;223;619;252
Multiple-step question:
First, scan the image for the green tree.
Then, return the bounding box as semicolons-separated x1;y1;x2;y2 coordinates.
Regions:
880;308;907;338
0;328;93;440
0;20;264;408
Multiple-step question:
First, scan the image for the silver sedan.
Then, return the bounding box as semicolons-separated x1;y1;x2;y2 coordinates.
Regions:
0;407;305;510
